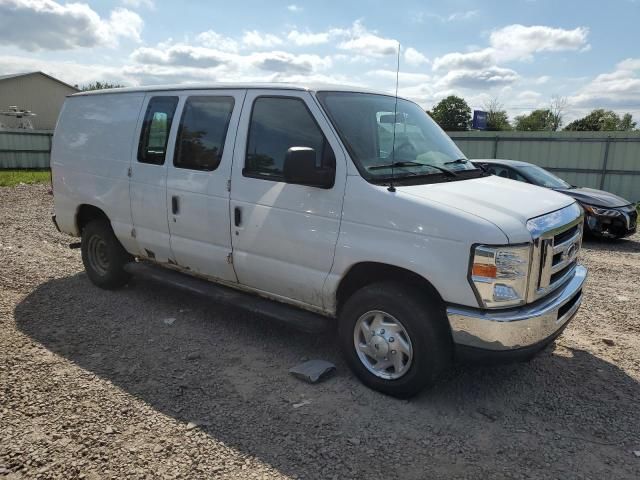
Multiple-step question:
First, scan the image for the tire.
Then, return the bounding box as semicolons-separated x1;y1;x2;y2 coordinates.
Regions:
338;282;452;398
81;219;132;289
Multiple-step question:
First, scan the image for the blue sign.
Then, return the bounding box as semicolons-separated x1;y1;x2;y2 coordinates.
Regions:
472;110;488;130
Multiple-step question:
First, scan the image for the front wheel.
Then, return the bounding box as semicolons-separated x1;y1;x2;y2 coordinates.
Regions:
81;219;132;289
338;282;452;398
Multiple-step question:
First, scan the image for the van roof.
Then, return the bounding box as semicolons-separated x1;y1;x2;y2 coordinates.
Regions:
71;82;401;98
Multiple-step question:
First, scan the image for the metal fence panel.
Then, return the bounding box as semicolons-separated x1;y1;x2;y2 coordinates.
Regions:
0;129;52;169
449;131;640;202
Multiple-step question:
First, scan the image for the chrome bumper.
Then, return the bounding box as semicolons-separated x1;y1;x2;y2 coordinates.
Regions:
447;265;587;351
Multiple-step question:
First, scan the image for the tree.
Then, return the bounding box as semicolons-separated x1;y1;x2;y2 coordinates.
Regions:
564;109;637;131
484;98;511;131
80;81;124;92
429;95;471;131
514;109;554;131
618;113;637;131
549;95;568;131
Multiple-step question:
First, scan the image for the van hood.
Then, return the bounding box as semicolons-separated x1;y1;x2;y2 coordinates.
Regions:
398;175;575;243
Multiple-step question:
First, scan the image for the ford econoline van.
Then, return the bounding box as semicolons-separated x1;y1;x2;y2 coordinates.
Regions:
51;83;586;397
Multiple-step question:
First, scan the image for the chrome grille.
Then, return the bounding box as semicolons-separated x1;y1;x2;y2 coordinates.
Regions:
526;204;584;303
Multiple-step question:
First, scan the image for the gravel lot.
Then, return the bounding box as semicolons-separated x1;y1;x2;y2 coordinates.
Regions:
1;183;639;479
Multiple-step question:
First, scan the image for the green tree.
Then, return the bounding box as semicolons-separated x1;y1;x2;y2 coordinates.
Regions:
80;81;124;92
564;109;637;131
618;113;637;131
429;95;471;131
514;109;554;131
484;98;511;131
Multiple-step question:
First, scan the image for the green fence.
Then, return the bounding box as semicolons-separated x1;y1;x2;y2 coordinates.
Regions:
0;129;52;169
449;131;640;202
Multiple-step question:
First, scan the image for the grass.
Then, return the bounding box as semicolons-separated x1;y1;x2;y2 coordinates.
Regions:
0;169;50;187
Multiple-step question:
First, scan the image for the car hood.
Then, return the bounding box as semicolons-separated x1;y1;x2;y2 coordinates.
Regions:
554;187;631;208
398;175;576;243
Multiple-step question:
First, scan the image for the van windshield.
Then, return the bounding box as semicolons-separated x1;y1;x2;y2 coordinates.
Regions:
316;91;479;183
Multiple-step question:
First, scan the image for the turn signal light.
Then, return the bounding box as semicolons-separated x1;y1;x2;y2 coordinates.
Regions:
472;263;497;278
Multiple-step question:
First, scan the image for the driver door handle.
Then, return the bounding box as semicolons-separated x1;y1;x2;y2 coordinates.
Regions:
234;206;242;227
171;195;179;215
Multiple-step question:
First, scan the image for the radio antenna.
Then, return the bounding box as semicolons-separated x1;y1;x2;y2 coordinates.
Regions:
388;41;401;193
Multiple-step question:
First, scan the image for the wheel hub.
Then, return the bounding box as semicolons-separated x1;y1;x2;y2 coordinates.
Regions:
353;310;414;380
370;334;389;359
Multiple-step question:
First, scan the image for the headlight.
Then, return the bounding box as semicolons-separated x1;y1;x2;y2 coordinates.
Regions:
582;204;621;217
470;244;531;308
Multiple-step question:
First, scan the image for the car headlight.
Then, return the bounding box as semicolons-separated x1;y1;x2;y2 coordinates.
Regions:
469;244;531;308
582;204;621;217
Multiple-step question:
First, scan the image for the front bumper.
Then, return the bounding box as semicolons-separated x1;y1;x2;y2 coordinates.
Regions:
446;265;587;352
585;207;637;238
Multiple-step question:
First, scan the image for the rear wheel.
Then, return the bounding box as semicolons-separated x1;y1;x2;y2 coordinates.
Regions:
338;282;452;398
81;219;132;289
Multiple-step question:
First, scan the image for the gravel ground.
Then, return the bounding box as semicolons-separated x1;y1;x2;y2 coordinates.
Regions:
1;183;639;480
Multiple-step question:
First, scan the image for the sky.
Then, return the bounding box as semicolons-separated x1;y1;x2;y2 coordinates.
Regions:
1;0;639;124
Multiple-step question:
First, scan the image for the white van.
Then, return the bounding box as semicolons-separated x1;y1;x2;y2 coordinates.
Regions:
51;83;586;397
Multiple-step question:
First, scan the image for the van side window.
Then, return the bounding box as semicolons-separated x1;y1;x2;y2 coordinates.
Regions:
174;96;235;171
137;96;179;165
245;96;334;181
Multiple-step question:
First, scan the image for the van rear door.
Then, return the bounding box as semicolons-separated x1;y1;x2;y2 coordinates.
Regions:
165;90;245;281
130;94;179;262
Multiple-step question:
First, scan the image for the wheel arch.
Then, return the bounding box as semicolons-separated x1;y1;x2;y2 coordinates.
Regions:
76;204;110;234
335;262;446;315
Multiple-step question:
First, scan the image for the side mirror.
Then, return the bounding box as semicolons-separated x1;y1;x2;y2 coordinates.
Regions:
283;147;335;189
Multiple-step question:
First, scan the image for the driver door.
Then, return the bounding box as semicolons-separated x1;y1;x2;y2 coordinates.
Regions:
228;90;347;309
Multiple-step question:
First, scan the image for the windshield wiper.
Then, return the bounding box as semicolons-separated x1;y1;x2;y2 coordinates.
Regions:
443;158;469;165
368;161;458;177
368;161;423;170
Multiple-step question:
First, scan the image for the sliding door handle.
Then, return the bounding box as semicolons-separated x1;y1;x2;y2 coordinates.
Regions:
171;195;179;215
234;206;242;227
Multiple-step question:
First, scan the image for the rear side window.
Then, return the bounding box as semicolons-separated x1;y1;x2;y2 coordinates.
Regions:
174;96;235;171
137;96;179;165
245;96;333;181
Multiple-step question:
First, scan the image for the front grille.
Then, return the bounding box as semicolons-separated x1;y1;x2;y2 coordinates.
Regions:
550;260;576;285
554;224;579;245
527;204;584;303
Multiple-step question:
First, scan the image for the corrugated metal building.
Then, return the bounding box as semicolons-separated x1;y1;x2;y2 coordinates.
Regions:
0;71;79;130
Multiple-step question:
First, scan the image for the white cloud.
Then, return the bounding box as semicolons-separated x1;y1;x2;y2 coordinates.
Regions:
287;30;330;46
196;30;239;52
242;30;283;49
433;24;589;72
437;66;519;89
130;41;332;77
120;0;154;9
249;51;332;74
287;4;302;12
130;44;233;69
432;49;494;71
489;24;589;62
535;75;551;84
404;47;429;66
570;58;640;108
0;0;143;50
337;20;398;57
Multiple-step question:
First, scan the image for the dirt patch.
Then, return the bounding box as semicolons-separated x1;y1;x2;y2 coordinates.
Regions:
1;184;639;479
